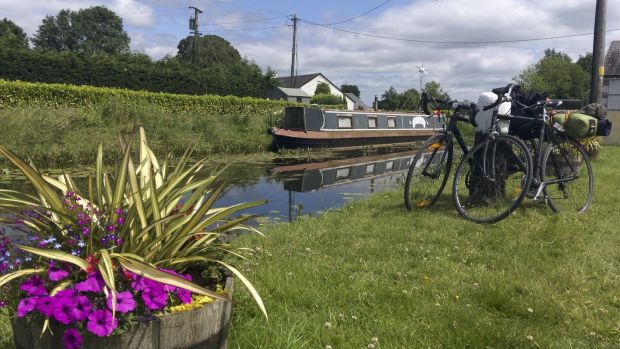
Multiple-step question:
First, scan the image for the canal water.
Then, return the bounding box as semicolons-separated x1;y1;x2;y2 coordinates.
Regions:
0;149;417;228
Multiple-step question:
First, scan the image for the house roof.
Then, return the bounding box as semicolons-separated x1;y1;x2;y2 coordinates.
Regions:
276;73;322;88
345;93;369;108
277;87;311;98
604;40;620;76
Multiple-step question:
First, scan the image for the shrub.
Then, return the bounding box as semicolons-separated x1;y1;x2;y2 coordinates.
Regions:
310;93;344;106
0;79;299;116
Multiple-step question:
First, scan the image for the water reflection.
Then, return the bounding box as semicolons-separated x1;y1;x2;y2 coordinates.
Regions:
1;150;418;227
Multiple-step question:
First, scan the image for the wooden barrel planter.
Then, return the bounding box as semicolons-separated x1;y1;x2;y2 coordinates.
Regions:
12;278;233;349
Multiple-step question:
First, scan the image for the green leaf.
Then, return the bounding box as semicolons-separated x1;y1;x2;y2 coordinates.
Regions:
117;257;228;301
0;146;65;211
16;245;90;271
0;269;42;289
216;260;268;320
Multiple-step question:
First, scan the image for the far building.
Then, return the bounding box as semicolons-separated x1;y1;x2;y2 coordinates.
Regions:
602;40;620;144
603;40;620;111
271;73;360;110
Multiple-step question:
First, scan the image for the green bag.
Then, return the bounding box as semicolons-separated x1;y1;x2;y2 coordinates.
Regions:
551;112;598;139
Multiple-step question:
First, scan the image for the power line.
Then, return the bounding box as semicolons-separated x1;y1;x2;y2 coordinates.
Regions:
318;0;392;26
206;25;289;32
300;18;620;45
198;15;287;26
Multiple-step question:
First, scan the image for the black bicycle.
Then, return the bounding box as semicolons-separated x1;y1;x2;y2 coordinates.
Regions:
499;86;594;213
450;84;533;223
403;92;478;211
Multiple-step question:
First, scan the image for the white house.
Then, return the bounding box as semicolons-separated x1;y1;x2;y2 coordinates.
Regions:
275;73;357;110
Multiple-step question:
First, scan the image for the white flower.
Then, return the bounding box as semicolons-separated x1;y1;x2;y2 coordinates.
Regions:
527;307;533;313
324;322;332;328
526;335;534;341
325;346;333;349
371;337;379;343
367;344;375;349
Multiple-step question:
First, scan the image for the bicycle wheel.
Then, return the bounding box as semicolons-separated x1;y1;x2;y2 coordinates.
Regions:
542;139;593;213
452;134;533;223
404;134;453;210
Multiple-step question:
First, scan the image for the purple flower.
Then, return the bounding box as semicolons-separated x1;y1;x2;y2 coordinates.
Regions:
142;289;167;310
76;272;104;292
48;265;69;282
19;275;47;296
107;291;135;313
177;289;192;304
86;310;118;337
35;296;55;317
70;295;92;321
62;328;82;349
17;297;38;318
52;296;76;325
55;288;76;298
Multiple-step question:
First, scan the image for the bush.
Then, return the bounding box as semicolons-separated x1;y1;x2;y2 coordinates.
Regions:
0;79;299;115
0;48;277;97
310;93;344;106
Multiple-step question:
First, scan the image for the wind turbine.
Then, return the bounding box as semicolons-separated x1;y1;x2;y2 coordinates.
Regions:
416;63;429;93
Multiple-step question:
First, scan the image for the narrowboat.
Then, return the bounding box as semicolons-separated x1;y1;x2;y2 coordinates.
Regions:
268;107;443;149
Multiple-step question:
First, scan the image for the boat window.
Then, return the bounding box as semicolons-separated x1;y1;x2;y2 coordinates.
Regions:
365;164;375;175
336;168;350;179
386;161;394;171
338;116;352;128
387;117;396;128
368;117;377;128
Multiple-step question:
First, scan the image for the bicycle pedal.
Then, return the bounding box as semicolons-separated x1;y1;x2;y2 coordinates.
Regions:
534;196;548;205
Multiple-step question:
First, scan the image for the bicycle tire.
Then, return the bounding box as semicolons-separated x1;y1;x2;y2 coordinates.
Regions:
404;134;453;210
542;138;593;213
452;134;533;223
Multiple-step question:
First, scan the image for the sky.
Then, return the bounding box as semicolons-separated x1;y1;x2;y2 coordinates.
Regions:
2;0;620;104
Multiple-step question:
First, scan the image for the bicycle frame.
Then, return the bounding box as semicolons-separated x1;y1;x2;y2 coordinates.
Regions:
508;105;581;203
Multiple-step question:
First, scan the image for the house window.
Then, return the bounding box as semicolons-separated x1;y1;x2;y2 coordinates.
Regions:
338;116;352;128
297;97;303;103
336;168;350;179
386;161;394;171
387;117;396;128
365;164;375;175
367;117;377;128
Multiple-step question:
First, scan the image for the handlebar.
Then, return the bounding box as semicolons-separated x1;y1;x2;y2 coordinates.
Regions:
421;92;479;127
482;83;519;111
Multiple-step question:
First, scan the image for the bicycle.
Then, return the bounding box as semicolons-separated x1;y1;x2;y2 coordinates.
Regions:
450;84;534;223
498;86;594;213
403;92;478;211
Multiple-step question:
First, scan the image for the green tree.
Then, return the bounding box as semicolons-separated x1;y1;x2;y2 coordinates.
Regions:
378;86;400;110
514;49;588;99
314;81;331;95
424;81;449;101
32;6;130;54
400;89;420;111
176;35;241;66
0;18;28;49
341;84;360;97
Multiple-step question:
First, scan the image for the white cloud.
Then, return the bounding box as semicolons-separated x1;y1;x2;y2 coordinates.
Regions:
1;0;619;102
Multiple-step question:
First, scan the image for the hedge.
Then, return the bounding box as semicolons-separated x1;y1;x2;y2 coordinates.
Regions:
0;79;303;115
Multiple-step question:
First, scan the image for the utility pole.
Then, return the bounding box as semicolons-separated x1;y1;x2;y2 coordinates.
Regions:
189;6;207;93
589;0;607;104
189;6;203;62
290;14;298;87
189;6;203;37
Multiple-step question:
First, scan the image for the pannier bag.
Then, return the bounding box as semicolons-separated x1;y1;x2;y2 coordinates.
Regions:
551;112;598;139
580;103;612;136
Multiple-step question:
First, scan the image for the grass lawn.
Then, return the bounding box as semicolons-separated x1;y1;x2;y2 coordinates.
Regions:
228;146;620;348
0;147;618;348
